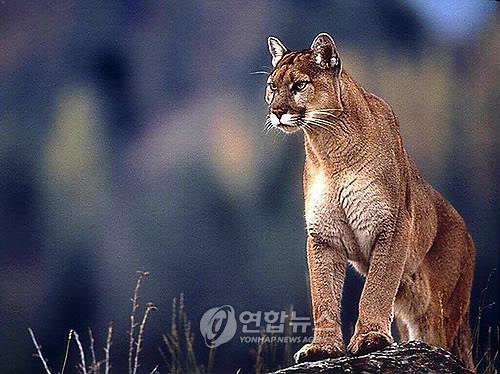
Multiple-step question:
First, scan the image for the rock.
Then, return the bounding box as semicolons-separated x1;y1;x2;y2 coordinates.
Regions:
268;341;473;374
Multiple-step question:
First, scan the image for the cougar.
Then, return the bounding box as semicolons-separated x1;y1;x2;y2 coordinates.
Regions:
264;33;475;370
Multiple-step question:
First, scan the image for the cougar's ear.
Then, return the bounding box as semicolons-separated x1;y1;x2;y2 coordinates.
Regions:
310;32;341;72
268;36;288;67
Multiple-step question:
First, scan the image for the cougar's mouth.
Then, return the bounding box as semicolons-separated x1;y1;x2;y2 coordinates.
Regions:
277;123;298;129
276;122;301;134
269;112;303;134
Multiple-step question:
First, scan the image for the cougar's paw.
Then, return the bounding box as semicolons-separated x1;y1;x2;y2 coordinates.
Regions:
347;331;393;356
294;342;344;363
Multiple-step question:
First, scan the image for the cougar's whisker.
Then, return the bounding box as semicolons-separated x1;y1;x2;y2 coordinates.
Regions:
305;115;345;133
309;111;341;119
306;115;349;135
309;110;346;123
263;115;274;134
303;120;337;136
313;108;344;113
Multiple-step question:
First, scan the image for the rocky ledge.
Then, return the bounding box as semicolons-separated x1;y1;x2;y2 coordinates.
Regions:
268;341;472;374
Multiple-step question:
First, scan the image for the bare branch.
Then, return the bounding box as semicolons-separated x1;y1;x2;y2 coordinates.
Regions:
28;328;53;374
60;329;73;374
88;328;97;374
104;322;113;374
132;302;158;374
129;271;150;374
73;330;88;374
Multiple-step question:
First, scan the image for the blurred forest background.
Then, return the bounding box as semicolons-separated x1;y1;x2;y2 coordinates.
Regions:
0;1;498;373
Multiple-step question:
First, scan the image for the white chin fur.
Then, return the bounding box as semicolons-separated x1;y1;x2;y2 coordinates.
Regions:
270;112;300;133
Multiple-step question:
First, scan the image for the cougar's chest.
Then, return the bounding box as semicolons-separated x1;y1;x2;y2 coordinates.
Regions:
305;170;388;260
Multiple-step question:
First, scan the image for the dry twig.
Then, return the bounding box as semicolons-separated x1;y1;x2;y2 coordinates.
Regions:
28;328;53;374
88;328;98;374
60;329;73;374
73;330;88;374
104;322;113;374
129;271;150;374
133;302;158;374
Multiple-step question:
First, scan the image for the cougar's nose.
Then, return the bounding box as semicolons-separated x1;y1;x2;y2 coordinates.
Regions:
271;107;287;119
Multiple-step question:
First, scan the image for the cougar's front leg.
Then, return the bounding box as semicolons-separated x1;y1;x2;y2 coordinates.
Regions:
347;223;409;355
294;237;347;363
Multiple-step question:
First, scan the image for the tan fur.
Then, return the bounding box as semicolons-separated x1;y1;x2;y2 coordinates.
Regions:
265;34;475;369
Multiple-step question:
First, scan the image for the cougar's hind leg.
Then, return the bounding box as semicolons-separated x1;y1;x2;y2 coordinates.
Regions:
395;317;409;342
447;238;475;370
418;226;475;370
394;269;432;342
450;309;474;371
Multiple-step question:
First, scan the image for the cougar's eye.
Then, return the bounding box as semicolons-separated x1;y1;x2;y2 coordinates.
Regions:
268;82;277;91
293;80;309;92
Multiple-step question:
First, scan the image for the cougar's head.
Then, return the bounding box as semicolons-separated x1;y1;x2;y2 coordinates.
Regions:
265;33;343;134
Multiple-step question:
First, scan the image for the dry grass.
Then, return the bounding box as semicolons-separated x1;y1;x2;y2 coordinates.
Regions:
253;305;296;374
473;270;499;374
28;327;53;374
28;271;498;373
160;294;213;374
28;271;157;374
28;272;211;374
